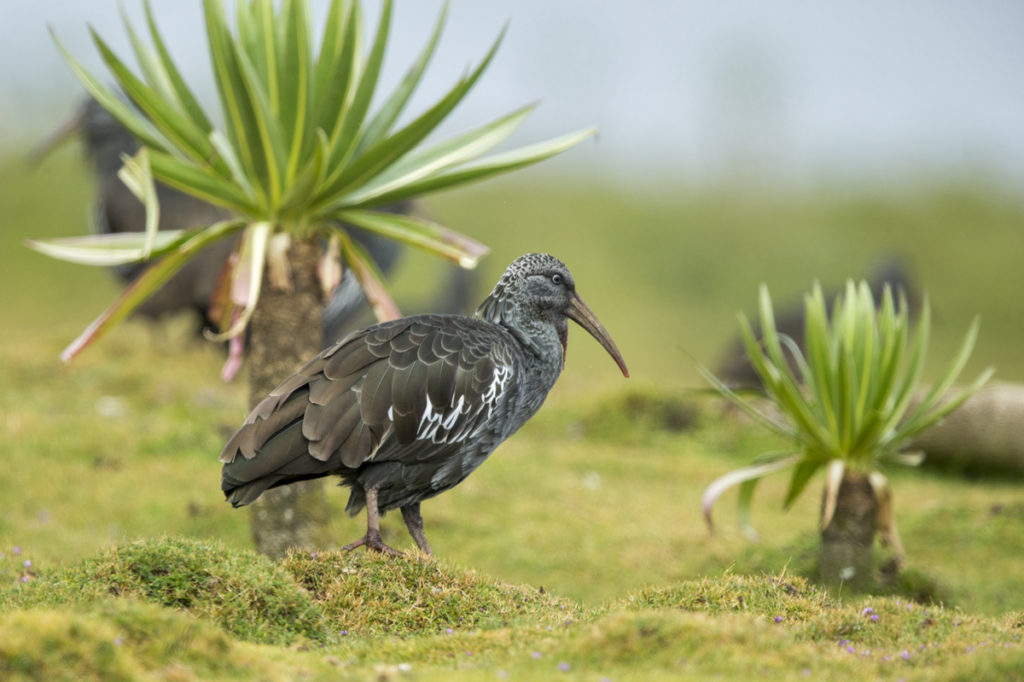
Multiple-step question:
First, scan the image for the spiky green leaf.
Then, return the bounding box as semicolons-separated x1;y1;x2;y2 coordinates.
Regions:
357;1;447;152
326;0;392;170
332;209;488;268
143;0;213;132
59;220;246;362
338;127;597;209
336;104;536;208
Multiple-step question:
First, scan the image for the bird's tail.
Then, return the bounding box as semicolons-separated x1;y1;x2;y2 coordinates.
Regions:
222;477;274;508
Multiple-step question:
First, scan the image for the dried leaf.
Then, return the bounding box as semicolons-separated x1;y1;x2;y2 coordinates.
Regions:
266;231;293;292
317;232;343;300
220;310;246;382
820;459;845;530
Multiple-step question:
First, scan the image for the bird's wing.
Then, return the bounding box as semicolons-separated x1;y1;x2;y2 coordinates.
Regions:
220;315;517;473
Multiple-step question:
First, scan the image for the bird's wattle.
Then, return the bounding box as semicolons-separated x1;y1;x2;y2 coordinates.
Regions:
559;326;568;368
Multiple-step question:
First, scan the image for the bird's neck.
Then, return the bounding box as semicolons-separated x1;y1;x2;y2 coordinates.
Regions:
475;295;563;368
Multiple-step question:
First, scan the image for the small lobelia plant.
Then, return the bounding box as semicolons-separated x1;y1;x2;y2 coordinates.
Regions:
701;280;992;589
27;0;595;557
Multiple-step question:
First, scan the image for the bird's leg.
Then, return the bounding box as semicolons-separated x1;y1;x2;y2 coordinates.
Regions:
342;485;401;556
401;503;433;555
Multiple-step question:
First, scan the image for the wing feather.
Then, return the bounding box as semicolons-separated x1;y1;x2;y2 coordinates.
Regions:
309;397;363;461
358;357;392;425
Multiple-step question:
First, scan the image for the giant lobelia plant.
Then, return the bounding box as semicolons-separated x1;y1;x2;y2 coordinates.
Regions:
701;281;992;589
28;0;594;557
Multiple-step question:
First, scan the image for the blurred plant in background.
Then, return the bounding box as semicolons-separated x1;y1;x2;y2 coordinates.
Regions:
26;0;593;557
701;281;992;589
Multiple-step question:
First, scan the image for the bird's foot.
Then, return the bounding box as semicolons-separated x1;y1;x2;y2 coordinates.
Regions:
342;532;402;556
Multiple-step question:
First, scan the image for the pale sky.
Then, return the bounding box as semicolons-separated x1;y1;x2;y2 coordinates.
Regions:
2;0;1022;188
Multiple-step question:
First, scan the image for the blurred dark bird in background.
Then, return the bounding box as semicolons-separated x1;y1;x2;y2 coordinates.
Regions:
31;97;478;346
714;257;918;390
31;97;235;329
220;253;630;555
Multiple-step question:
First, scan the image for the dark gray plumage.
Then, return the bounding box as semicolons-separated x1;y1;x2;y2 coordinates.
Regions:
35;97;476;343
220;253;629;555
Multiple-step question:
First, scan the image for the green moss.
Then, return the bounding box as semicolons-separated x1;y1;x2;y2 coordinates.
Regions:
6;537;332;646
1;541;1022;681
563;610;831;677
0;601;338;682
281;549;583;636
622;573;835;623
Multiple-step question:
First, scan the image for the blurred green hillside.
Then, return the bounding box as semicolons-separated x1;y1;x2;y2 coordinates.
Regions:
6;149;1020;395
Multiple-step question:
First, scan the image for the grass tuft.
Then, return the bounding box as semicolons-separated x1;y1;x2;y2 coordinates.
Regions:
282;549;583;636
0;600;335;682
623;572;835;623
3;536;332;646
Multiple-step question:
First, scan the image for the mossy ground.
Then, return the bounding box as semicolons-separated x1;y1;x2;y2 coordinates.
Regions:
1;539;1021;681
3;153;1024;678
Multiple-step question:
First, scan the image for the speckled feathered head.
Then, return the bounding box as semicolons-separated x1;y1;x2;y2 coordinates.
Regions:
476;253;628;376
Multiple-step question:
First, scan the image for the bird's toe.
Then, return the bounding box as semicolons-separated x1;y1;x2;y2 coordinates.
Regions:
342;533;402;557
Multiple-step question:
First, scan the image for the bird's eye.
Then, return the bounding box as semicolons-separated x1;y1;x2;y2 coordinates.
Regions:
551;273;563;285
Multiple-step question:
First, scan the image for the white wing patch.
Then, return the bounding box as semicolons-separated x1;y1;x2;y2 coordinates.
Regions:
412;363;513;445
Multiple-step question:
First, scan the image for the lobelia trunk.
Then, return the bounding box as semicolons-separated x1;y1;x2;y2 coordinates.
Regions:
245;236;331;558
819;472;878;590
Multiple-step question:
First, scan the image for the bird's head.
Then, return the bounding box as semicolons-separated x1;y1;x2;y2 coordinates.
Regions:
477;253;629;377
28;97;137;174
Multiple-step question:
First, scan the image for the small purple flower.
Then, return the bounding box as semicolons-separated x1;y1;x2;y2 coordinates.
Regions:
531;651;542;659
445;628;453;634
114;637;124;646
558;662;571;673
846;646;855;654
773;615;783;623
862;607;874;616
340;630;348;636
12;546;21;555
871;614;880;623
900;649;911;660
20;575;28;583
23;560;31;568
